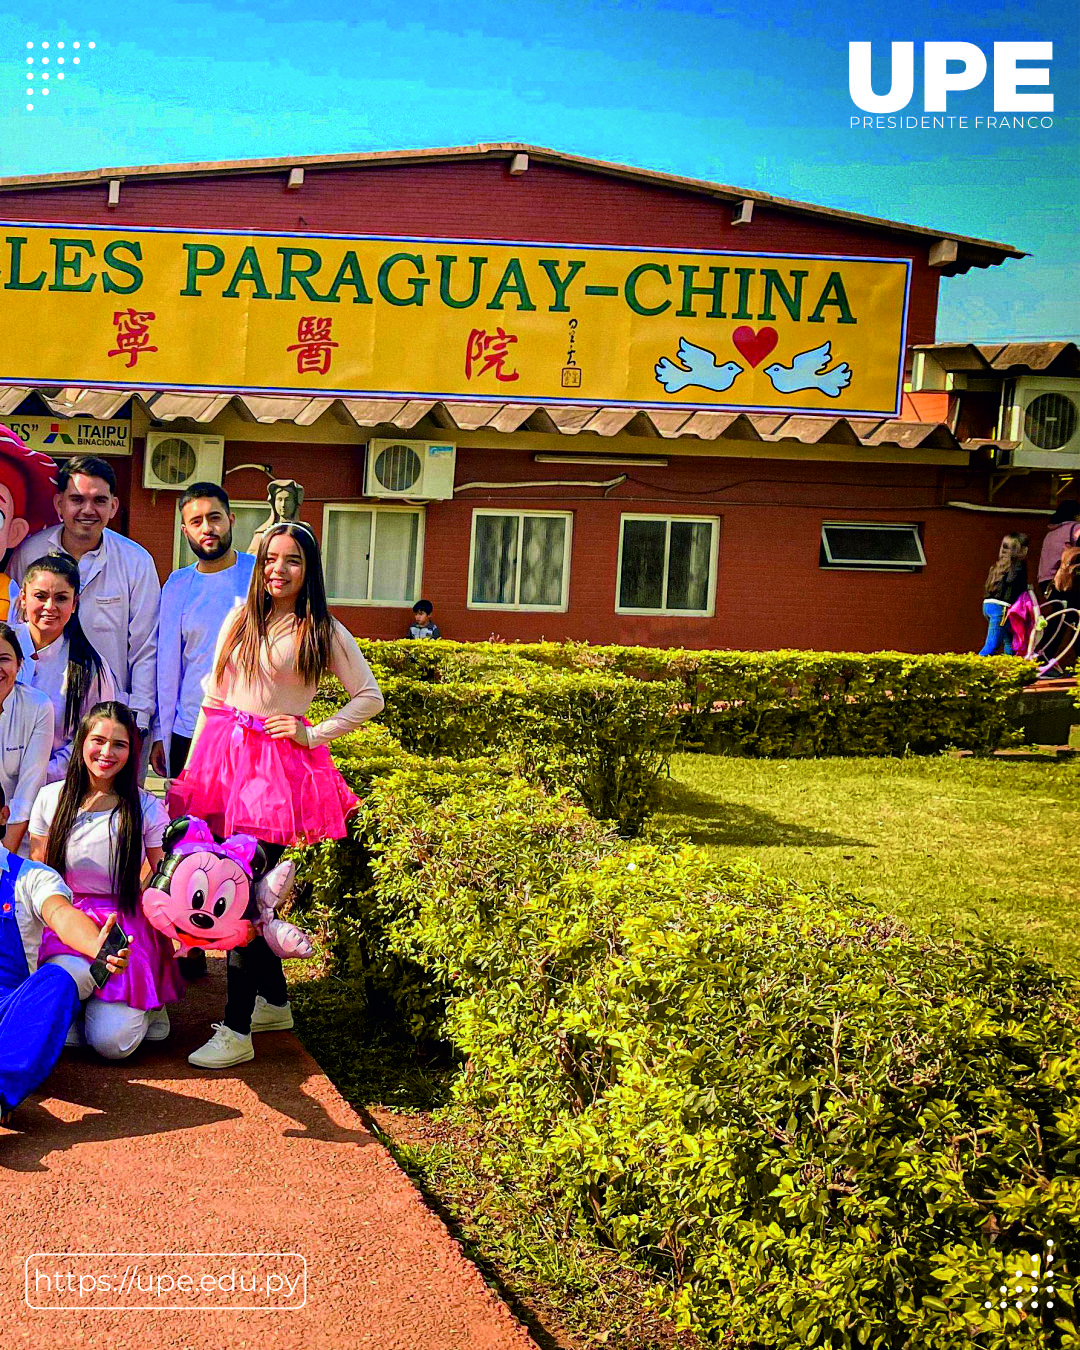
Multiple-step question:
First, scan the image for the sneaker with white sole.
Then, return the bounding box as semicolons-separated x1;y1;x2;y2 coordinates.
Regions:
187;1023;254;1069
145;1007;171;1042
250;996;294;1032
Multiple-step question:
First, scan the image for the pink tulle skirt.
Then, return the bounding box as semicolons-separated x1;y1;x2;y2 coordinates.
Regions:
166;704;358;846
38;895;186;1011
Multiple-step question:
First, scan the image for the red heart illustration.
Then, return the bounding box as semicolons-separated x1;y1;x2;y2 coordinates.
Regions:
732;325;778;368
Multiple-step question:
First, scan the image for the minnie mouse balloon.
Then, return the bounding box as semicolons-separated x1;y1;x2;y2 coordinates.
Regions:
142;816;267;952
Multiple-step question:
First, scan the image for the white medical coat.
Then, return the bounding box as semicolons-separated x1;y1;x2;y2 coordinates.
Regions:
10;526;160;728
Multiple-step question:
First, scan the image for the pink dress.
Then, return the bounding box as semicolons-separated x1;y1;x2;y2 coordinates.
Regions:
168;616;383;847
32;783;185;1010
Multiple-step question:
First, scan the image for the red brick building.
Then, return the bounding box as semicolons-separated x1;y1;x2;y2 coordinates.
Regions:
1;143;1075;652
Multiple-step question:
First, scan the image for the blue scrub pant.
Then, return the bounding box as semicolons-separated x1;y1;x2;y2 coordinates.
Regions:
979;599;1015;656
0;965;80;1114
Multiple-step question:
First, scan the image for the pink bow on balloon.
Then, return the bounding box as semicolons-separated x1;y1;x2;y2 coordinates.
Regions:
171;818;260;875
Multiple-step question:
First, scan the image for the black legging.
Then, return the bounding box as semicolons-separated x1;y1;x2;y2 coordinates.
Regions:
223;841;289;1034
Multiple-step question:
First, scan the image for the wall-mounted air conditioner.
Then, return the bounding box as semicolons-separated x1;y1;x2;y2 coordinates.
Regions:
998;378;1080;469
363;440;456;500
143;432;225;490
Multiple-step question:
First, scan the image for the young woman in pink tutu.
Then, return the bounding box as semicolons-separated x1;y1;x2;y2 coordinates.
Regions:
31;702;183;1058
169;521;383;1069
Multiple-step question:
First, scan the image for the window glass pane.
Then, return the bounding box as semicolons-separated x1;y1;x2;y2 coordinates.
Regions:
472;515;519;604
619;519;667;609
666;521;713;611
822;525;924;567
323;510;372;600
371;512;421;603
231;505;268;557
519;516;566;606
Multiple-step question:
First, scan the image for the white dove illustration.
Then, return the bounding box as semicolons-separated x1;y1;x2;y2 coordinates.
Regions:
655;338;743;394
763;342;852;398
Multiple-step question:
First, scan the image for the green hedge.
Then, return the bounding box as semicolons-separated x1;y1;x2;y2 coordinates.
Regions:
298;729;1080;1348
347;641;1035;758
317;667;680;836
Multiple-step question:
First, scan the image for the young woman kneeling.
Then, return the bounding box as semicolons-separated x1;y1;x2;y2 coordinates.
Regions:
30;703;183;1059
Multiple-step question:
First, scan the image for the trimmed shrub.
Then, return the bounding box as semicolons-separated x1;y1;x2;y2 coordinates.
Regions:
347;641;1035;758
319;668;680;835
297;734;1080;1347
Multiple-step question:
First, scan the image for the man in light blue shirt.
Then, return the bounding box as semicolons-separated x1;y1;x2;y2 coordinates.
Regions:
152;483;255;782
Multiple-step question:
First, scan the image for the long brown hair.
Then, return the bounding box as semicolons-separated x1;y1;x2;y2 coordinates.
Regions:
215;522;333;687
45;702;144;919
984;532;1029;596
23;552;109;736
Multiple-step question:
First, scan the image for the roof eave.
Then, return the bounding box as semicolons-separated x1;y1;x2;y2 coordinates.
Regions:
0;142;1025;268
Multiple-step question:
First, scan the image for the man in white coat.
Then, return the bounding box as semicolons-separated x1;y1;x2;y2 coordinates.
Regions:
9;456;159;761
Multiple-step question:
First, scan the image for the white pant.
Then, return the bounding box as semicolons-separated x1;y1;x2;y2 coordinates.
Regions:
45;954;152;1060
47;953;97;1001
81;1000;153;1060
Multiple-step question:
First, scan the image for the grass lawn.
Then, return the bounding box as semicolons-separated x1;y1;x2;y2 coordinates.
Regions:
655;753;1080;977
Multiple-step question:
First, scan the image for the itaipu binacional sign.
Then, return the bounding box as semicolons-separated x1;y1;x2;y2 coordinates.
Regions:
1;415;131;455
0;223;911;416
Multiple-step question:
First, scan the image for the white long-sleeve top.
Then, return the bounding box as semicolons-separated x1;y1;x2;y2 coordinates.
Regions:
0;682;54;846
10;525;160;727
12;622;118;783
195;614;384;751
156;553;256;753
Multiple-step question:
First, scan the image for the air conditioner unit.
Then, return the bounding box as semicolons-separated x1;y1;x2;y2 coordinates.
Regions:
143;432;225;490
363;440;456;500
998;378;1080;469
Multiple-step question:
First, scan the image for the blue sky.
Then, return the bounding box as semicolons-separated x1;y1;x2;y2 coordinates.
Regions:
1;0;1077;340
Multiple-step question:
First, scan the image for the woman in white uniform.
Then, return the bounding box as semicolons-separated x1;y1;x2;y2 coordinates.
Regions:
31;702;183;1059
0;621;53;857
15;552;116;783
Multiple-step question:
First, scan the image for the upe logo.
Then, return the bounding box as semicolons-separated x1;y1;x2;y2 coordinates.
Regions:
849;42;1053;113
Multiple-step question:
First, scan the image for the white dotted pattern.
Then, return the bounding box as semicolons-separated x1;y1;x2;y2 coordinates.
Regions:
980;1241;1055;1317
21;37;96;111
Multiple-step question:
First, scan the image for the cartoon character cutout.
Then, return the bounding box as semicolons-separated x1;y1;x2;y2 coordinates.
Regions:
142;816;313;958
0;424;61;621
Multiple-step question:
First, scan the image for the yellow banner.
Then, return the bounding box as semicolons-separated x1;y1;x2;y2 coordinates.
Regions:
0;225;910;415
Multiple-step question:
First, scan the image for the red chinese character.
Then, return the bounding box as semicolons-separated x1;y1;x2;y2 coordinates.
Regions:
287;315;339;375
107;309;158;368
465;327;520;382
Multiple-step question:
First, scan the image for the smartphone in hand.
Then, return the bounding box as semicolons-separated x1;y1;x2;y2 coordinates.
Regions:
89;919;130;989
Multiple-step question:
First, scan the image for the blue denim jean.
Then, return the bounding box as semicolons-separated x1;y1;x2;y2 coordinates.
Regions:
979;599;1013;656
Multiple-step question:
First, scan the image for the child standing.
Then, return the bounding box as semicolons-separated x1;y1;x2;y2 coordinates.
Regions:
406;599;441;640
169;522;383;1069
979;532;1029;656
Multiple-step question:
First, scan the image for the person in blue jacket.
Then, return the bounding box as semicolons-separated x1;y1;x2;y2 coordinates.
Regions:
0;780;129;1127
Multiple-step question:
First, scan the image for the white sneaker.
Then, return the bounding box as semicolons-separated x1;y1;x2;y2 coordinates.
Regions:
250;996;294;1032
145;1007;171;1042
188;1022;254;1068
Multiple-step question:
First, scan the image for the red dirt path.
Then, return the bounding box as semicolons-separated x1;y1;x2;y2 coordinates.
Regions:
1;956;538;1349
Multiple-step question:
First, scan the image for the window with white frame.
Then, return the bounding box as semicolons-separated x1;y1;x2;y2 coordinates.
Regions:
616;515;718;615
322;504;424;604
171;499;266;571
468;510;572;610
819;522;926;571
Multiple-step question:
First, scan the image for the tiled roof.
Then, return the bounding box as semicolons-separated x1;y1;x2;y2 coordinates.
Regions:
913;341;1080;376
0;143;1023;275
0;386;1013;455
